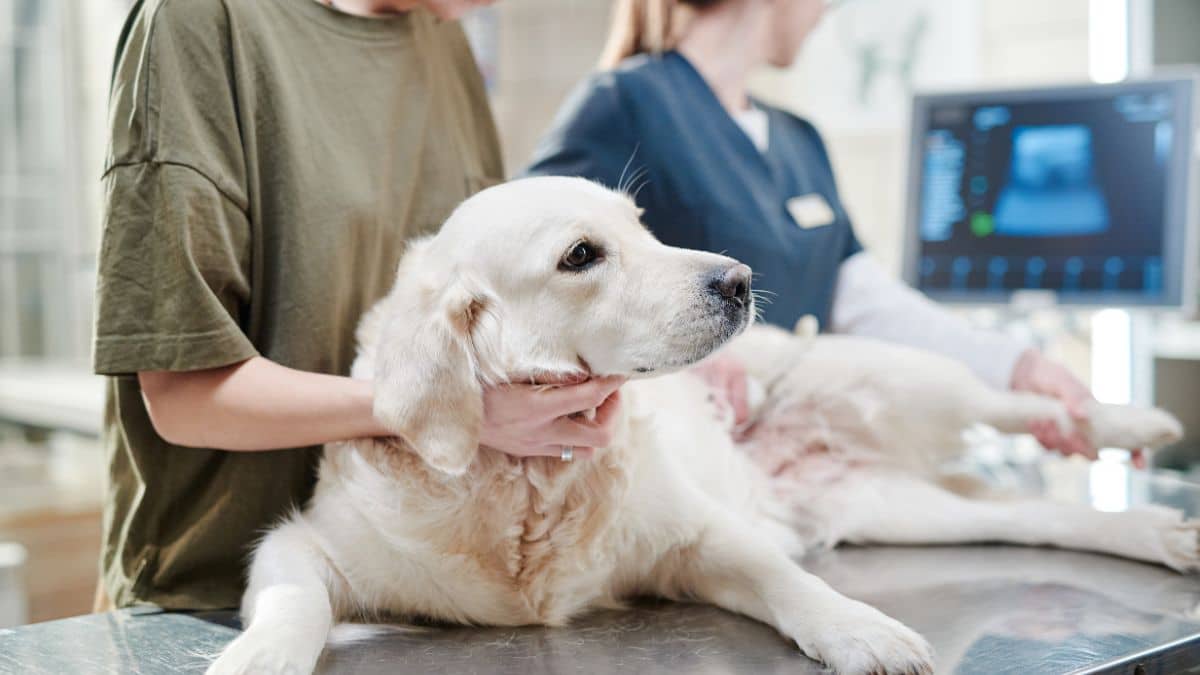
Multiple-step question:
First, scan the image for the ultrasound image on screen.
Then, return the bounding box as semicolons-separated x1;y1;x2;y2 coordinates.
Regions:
915;88;1177;297
994;125;1110;237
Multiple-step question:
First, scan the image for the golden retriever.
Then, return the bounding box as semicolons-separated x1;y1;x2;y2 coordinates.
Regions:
208;177;1190;675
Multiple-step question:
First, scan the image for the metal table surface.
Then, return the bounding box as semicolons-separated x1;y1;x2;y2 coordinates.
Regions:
3;460;1200;675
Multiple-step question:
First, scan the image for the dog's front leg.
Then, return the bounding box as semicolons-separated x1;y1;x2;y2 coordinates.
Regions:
207;521;334;675
662;512;934;675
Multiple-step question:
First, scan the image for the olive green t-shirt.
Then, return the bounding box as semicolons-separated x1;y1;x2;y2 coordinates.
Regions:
93;0;502;609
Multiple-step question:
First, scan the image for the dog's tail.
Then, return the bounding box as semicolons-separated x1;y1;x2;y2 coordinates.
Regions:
327;622;426;646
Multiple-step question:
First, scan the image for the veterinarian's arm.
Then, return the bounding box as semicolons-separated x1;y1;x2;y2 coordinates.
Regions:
140;357;625;453
829;252;1096;457
830;253;1030;389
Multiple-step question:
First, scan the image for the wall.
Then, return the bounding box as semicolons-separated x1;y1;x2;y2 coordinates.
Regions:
1152;0;1200;67
0;0;129;361
488;0;612;174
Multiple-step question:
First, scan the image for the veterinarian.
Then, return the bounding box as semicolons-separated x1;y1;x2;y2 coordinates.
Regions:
526;0;1094;457
92;0;622;612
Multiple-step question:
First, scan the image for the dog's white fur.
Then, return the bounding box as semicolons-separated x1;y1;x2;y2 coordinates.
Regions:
208;177;1193;675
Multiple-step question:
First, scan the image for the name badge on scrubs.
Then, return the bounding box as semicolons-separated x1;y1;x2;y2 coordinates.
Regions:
786;194;836;229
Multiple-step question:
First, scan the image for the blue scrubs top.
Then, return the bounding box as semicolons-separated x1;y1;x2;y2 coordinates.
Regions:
524;51;862;331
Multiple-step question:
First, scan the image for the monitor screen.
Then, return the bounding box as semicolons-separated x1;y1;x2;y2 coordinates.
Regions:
904;77;1196;307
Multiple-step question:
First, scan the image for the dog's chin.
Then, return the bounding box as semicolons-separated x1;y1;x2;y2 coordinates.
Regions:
692;307;752;361
627;305;753;377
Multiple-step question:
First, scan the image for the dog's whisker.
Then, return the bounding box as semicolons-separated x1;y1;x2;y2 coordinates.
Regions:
623;167;648;198
750;289;775;301
625;168;649;197
616;144;641;194
629;174;652;202
620;164;641;192
623;171;648;201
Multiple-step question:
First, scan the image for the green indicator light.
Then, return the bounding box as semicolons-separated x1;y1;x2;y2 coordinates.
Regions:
970;212;994;237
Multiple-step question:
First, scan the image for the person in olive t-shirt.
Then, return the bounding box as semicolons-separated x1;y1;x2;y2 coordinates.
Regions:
94;0;624;611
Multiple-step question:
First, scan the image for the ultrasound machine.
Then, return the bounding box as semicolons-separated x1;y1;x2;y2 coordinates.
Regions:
902;75;1198;417
903;76;1197;309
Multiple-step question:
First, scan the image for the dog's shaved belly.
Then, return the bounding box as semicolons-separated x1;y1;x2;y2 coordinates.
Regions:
307;441;635;626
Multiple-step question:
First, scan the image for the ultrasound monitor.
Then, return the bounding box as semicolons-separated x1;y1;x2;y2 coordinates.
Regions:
903;76;1197;308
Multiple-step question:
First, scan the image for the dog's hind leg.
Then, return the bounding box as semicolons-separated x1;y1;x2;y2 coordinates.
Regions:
207;518;336;675
657;509;935;675
810;469;1200;573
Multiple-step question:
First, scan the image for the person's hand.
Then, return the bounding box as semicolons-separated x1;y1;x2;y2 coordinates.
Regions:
478;375;625;460
690;352;750;427
1010;349;1097;459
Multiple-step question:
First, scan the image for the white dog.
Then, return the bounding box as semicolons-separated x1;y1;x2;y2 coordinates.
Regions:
208;177;1192;675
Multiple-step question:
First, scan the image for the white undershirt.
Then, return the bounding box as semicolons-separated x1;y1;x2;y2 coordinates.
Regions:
730;107;1029;388
732;106;770;152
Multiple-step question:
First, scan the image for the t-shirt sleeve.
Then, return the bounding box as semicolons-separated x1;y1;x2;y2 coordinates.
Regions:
522;72;640;189
94;162;256;375
93;0;256;375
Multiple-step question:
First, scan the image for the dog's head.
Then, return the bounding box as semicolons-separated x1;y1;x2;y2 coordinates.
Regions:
371;176;753;474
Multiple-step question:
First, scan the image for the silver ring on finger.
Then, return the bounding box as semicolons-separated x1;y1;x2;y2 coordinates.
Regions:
560;445;574;462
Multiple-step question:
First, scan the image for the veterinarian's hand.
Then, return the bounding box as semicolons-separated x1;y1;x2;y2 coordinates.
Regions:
479;376;625;459
1011;349;1097;459
690;352;750;427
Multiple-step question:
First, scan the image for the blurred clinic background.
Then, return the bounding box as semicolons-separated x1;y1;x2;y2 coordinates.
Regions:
2;0;1200;628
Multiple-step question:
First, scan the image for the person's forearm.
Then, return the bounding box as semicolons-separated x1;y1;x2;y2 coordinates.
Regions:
830;252;1029;389
139;357;388;451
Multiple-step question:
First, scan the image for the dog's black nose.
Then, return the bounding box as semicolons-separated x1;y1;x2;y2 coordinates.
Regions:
711;263;752;307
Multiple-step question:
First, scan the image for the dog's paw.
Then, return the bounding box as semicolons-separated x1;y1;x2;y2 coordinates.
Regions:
1113;504;1200;573
789;599;934;675
206;630;320;675
1144;507;1200;574
1087;403;1183;451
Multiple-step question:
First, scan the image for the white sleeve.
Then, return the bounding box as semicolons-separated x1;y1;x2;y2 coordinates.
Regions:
830;252;1030;390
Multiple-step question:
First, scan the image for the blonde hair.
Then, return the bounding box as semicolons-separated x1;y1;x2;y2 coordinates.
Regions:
597;0;724;70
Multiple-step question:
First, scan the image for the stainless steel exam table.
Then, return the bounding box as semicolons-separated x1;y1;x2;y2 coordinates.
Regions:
3;459;1199;675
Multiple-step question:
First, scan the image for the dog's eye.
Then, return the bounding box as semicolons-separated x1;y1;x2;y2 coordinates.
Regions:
559;241;601;271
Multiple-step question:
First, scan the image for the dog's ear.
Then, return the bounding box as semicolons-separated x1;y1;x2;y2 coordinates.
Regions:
372;250;488;476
